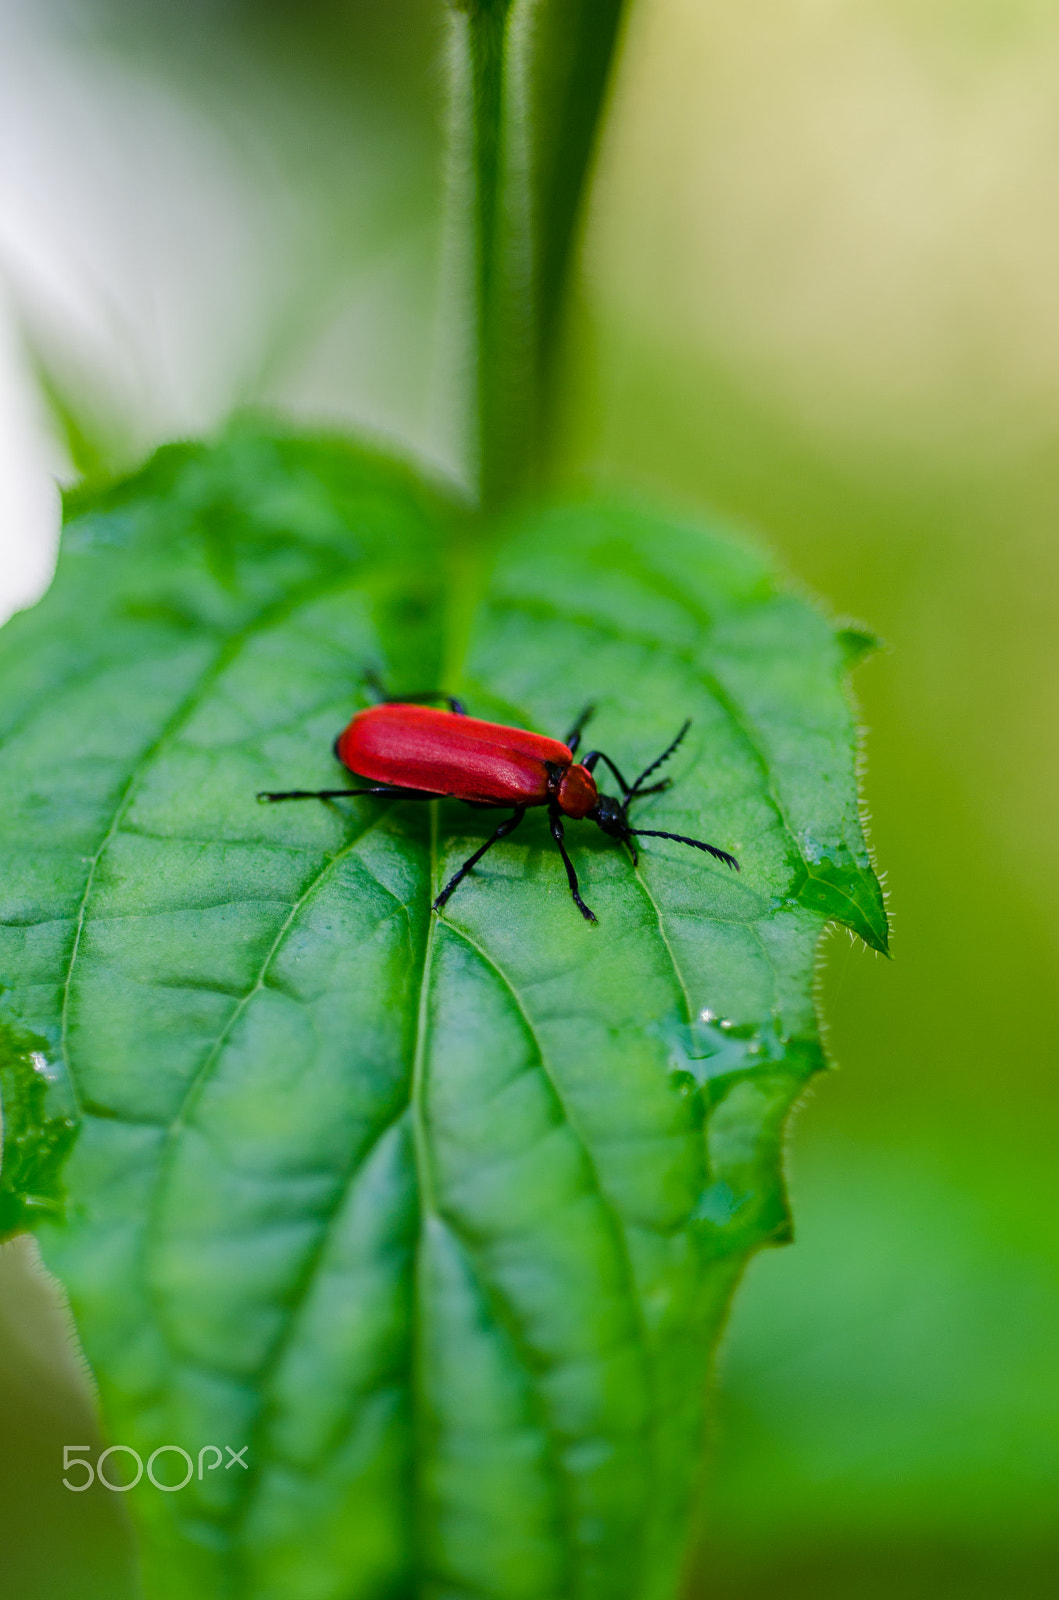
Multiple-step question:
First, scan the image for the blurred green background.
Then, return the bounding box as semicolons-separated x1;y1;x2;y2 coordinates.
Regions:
0;2;1056;1596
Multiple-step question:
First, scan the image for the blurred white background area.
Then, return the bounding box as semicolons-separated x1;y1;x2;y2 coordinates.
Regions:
0;0;445;624
0;293;62;620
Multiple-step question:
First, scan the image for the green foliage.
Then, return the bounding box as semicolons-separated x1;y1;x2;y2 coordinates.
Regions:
0;1015;77;1239
0;427;884;1599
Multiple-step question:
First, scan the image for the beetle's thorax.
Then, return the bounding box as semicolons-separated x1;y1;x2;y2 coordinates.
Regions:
556;762;598;819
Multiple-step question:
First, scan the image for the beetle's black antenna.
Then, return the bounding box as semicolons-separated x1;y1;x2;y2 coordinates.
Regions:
627;827;739;871
625;720;691;806
598;721;737;871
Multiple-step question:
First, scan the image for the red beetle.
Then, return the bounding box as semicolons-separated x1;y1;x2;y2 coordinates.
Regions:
260;689;738;921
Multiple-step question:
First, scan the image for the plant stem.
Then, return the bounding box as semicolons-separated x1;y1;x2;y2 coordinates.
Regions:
448;0;629;512
528;0;628;477
468;0;524;512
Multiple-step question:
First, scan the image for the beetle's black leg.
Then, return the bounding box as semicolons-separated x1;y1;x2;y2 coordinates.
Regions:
582;750;632;795
549;805;597;923
563;704;596;755
258;785;439;803
434;807;526;912
394;692;467;715
362;670;466;715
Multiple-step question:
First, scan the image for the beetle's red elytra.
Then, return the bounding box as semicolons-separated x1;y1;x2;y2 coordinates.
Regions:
338;704;601;819
260;688;738;922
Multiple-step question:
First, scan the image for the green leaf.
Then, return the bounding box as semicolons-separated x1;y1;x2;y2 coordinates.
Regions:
0;428;884;1600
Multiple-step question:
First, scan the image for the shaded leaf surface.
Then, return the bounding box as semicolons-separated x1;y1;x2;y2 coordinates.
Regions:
0;430;884;1600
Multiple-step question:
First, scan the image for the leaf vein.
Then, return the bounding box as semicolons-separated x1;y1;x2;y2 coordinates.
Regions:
55;562;376;1095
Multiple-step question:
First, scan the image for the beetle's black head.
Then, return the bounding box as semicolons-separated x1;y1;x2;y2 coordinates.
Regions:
590;793;630;839
589;792;640;865
583;720;739;876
